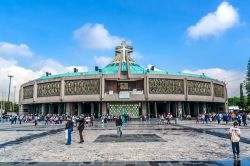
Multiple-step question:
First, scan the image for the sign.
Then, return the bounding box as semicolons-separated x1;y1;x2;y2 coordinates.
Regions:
119;91;130;99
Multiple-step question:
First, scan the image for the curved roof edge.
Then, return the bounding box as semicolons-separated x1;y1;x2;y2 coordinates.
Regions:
35;69;218;81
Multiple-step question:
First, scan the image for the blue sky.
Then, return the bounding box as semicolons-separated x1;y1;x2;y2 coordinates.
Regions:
0;0;249;98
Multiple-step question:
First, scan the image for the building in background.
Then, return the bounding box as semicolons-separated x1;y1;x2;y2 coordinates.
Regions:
19;42;228;118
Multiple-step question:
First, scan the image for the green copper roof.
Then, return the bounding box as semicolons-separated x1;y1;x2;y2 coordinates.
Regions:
147;70;215;80
130;63;146;74
36;66;215;81
36;71;101;81
102;64;119;74
34;42;216;81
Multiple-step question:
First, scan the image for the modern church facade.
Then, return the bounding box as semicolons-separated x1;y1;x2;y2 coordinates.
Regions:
19;42;228;118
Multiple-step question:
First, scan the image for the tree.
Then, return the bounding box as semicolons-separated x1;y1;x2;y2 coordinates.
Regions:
239;83;245;109
246;58;250;107
0;100;19;113
228;97;240;106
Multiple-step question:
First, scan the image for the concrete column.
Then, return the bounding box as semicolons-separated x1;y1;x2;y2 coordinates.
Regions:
166;102;170;114
224;84;228;113
184;78;188;100
82;102;85;115
211;81;214;101
91;103;94;115
19;87;24;105
203;103;207;114
142;102;147;116
66;103;71;115
102;102;107;115
194;103;199;117
58;104;62;115
60;79;65;101
147;102;150;115
78;103;82;116
19;104;24;115
71;103;76;115
178;102;182;118
63;103;66;115
48;104;52;114
144;76;148;100
33;82;37;102
198;103;200;114
98;102;101;117
154;102;157;118
41;104;45;116
101;76;105;100
188;103;190;115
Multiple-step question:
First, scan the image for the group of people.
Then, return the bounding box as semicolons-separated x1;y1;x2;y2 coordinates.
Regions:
65;115;85;145
158;113;174;124
195;112;249;126
64;114;125;145
0;114;38;124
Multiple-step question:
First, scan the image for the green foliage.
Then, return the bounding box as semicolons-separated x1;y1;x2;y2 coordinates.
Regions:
246;58;250;105
228;97;240;106
0;101;19;112
239;83;246;109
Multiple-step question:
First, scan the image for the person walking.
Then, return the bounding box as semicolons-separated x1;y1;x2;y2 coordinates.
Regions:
216;114;222;124
65;116;74;145
242;112;247;126
115;116;123;137
237;114;242;126
77;115;85;143
34;115;38;126
229;121;241;159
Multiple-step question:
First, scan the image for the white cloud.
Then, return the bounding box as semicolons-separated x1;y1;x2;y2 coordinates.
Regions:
0;42;33;57
131;51;142;61
187;1;239;39
33;59;88;74
183;68;244;97
0;57;88;103
94;56;113;68
73;23;125;49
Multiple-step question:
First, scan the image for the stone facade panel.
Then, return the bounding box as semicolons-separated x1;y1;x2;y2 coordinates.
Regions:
149;78;184;94
214;84;225;98
65;79;100;95
23;85;34;99
37;82;61;97
187;81;211;96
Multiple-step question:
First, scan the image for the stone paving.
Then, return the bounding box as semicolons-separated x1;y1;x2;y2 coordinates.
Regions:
0;120;250;165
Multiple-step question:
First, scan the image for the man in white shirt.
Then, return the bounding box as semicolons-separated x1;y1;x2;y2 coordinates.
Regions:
229;121;241;159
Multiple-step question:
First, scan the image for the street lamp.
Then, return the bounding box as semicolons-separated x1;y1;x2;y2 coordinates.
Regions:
7;75;14;102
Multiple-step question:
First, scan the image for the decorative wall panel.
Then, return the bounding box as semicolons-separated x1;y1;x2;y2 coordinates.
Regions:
187;81;211;96
65;79;100;95
23;85;34;99
109;103;139;117
149;78;184;94
37;82;61;97
214;84;225;98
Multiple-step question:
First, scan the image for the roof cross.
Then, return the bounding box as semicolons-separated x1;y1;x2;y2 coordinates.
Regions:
116;41;130;62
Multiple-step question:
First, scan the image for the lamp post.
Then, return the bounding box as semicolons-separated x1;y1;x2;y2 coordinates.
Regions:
7;75;14;102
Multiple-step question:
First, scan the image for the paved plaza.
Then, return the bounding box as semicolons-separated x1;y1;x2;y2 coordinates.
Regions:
0;120;250;165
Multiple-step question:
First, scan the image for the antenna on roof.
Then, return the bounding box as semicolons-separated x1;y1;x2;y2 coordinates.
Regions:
95;66;99;71
46;72;51;76
73;68;78;73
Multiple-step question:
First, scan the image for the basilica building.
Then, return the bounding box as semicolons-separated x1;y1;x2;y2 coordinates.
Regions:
19;42;227;118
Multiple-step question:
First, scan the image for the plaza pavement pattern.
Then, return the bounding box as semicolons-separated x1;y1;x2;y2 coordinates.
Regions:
0;120;250;166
